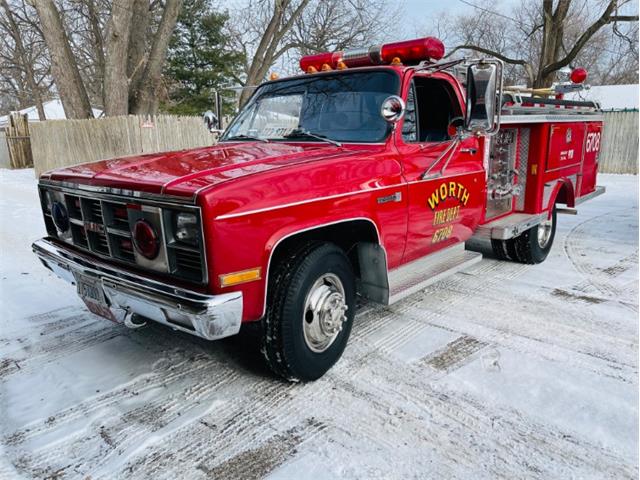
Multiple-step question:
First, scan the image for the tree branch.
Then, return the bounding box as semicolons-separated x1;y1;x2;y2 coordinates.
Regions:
447;44;529;65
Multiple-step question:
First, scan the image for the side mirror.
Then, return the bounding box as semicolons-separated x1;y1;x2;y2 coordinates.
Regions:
381;95;405;123
465;60;502;135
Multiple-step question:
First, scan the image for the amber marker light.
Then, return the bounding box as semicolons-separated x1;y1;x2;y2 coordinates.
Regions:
219;268;262;288
269;72;279;80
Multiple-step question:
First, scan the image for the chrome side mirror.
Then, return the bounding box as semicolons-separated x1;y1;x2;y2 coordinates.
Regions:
465;60;503;135
381;95;406;123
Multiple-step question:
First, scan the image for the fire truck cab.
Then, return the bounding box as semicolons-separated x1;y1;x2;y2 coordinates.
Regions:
33;37;605;381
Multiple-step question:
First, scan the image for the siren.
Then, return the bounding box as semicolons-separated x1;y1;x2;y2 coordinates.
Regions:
299;37;445;73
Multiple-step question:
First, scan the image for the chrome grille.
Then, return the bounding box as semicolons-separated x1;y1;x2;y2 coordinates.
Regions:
40;187;206;284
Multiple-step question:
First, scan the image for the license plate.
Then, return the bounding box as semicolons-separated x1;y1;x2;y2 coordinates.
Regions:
77;274;105;304
76;274;117;323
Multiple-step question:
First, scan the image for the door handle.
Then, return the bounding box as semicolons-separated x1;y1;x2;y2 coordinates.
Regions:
460;148;477;154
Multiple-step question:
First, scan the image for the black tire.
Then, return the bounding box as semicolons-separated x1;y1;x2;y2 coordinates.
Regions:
511;206;557;264
491;238;512;261
261;242;356;381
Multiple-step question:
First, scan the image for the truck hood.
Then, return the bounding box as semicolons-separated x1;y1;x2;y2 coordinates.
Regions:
42;142;373;197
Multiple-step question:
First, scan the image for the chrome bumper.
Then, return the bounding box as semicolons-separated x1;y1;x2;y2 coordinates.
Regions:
32;239;242;341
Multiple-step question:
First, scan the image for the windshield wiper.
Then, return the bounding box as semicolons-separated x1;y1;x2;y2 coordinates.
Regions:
224;134;269;143
283;128;342;147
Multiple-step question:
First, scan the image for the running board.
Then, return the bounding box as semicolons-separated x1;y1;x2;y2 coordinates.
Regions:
387;244;482;305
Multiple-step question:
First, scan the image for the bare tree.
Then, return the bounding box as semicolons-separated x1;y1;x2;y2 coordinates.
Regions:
290;0;401;55
444;0;638;87
0;0;48;120
130;0;183;114
103;0;134;116
22;0;183;117
231;0;311;106
31;0;94;118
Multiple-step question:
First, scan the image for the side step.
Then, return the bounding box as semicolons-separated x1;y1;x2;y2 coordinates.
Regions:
472;212;546;241
387;243;482;305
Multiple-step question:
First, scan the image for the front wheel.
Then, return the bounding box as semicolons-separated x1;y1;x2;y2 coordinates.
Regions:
262;243;356;381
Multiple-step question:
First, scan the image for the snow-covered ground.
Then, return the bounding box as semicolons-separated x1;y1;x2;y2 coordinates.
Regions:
0;169;638;479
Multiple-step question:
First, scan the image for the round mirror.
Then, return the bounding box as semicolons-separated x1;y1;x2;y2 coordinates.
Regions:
380;95;406;123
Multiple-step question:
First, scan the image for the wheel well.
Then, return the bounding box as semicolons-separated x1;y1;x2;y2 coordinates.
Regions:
269;220;380;282
554;181;575;207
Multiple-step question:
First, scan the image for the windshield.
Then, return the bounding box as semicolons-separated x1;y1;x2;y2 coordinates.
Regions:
222;71;400;143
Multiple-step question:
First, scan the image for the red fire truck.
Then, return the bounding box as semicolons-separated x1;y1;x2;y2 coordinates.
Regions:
33;37;605;381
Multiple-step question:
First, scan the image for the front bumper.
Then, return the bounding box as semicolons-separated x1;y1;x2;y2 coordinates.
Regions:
32;238;242;340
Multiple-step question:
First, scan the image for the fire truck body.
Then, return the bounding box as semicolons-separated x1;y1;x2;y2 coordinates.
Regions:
32;38;605;380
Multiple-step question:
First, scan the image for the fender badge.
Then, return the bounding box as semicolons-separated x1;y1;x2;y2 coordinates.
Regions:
566;128;572;143
377;192;402;204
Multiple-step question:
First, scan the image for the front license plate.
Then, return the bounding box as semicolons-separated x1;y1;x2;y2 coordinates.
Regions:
76;274;117;322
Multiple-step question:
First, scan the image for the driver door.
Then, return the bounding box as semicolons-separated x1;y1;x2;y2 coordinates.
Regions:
397;75;485;264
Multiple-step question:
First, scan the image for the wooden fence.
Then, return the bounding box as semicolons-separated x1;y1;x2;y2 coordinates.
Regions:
599;110;638;174
30;114;215;176
24;109;639;177
5;113;33;168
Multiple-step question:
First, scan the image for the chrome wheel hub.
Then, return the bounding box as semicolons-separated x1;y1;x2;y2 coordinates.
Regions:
302;273;348;353
537;215;554;248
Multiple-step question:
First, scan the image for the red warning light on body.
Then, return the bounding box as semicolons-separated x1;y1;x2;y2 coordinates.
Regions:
570;67;588;84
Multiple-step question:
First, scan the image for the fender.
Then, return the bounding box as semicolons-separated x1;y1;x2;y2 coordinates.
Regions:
260;217;386;318
546;177;576;217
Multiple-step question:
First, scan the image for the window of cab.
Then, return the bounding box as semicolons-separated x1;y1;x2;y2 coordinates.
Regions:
222;70;401;144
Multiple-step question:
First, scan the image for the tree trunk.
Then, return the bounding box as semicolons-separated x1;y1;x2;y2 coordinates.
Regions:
238;0;311;107
87;0;106;107
32;0;93;119
127;0;150;95
104;0;135;116
1;0;46;120
130;0;183;115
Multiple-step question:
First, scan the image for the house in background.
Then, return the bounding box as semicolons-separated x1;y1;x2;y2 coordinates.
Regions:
565;84;639;110
0;99;103;168
0;99;103;129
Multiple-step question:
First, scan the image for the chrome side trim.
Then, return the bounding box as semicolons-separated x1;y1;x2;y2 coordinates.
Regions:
501;114;604;124
32;238;241;341
261;217;386;319
215;184;407;220
39;179;197;206
575;185;606;205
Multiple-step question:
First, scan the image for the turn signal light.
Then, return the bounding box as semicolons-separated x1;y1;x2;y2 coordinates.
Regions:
219;268;262;288
299;36;445;72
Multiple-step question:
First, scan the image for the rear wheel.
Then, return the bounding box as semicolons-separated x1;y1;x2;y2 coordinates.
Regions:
512;206;557;264
491;206;557;264
262;243;355;381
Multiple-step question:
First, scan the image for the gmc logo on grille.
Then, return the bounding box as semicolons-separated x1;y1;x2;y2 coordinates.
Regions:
84;221;105;234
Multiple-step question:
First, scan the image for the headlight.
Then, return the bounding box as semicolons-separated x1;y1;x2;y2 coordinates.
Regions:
175;212;198;244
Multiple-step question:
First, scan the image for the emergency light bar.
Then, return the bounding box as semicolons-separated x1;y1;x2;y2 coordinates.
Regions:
299;37;445;73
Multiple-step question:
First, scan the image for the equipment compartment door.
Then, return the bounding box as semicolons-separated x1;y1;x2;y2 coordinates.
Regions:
579;122;602;196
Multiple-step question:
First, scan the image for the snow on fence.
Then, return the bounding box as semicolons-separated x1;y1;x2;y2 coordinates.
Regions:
599;110;638;174
30;114;215;176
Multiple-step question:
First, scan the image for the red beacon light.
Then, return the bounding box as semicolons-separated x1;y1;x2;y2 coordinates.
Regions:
299;37;445;73
570;67;588;84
